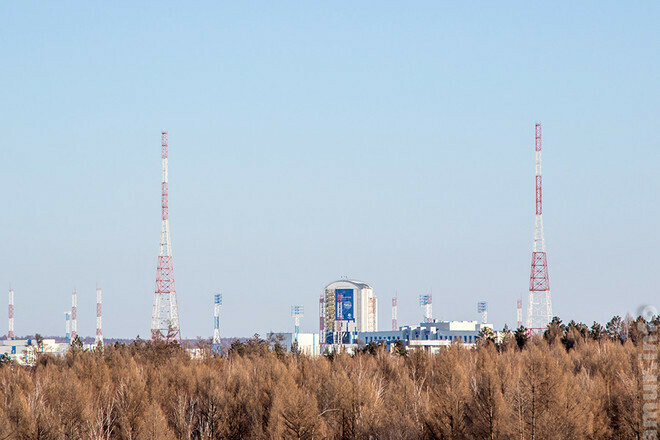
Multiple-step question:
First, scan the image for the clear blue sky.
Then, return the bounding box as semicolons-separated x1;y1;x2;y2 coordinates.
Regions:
1;2;658;339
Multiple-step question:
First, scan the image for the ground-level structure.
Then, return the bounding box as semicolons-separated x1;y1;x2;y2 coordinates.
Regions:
0;338;70;365
279;332;321;356
359;320;493;353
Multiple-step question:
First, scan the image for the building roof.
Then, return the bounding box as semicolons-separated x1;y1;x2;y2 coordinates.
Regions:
325;279;372;290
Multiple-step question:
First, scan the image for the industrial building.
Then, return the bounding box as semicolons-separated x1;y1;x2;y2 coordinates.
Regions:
0;338;69;365
295;320;493;356
321;279;377;349
279;332;321;356
359;320;493;353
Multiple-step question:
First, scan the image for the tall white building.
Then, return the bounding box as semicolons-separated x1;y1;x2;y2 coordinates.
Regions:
322;279;377;347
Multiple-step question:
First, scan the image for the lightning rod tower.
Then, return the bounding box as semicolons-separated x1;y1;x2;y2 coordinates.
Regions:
213;294;222;354
291;305;304;346
95;286;103;347
8;288;14;340
477;301;488;324
526;123;553;332
419;294;432;323
392;294;398;331
319;293;325;336
65;312;71;344
151;131;181;343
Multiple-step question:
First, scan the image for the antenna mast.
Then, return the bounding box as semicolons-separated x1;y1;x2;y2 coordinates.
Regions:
526;123;553;331
95;287;103;347
151;131;181;343
71;289;78;342
213;294;222;354
392;293;398;330
8;288;14;340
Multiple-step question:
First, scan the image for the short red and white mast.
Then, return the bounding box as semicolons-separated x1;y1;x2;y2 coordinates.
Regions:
391;294;398;330
8;287;14;340
95;286;103;347
71;289;78;341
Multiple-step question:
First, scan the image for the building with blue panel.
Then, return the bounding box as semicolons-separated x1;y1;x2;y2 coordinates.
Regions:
322;280;377;350
359;320;493;353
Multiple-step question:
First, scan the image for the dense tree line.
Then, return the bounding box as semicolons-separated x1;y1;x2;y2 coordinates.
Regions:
0;315;658;440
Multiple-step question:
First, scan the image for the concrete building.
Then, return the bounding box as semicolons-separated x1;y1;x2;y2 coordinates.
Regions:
359;320;493;354
279;332;321;356
322;280;377;349
0;338;70;365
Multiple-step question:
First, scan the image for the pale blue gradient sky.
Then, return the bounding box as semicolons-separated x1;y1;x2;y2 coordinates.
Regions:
1;2;658;339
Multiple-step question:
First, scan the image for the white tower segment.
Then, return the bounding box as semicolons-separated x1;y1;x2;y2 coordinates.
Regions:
65;312;71;344
71;289;78;341
213;293;222;354
8;288;14;340
291;305;304;346
477;301;488;324
95;287;103;347
419;294;432;323
391;294;398;331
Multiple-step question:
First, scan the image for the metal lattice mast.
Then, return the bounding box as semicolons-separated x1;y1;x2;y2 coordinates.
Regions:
419;294;432;323
291;305;304;345
65;312;71;344
478;301;488;324
391;294;398;330
516;297;523;328
526;123;553;331
213;294;222;354
71;289;78;341
95;287;103;347
8;288;14;340
151;131;181;343
319;294;325;336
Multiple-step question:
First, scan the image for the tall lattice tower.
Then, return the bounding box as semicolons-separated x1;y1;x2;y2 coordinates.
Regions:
151;131;181;343
526;123;553;331
95;287;103;347
8;288;14;340
213;294;222;354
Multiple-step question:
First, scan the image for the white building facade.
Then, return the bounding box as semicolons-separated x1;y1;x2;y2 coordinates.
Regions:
322;280;377;349
359;320;493;353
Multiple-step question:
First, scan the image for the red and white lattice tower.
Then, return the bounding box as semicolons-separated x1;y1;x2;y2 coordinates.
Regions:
71;289;78;341
95;286;103;347
151;131;181;343
8;288;14;340
391;294;398;330
526;123;553;332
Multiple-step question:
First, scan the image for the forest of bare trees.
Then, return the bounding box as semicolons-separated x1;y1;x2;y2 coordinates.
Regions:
0;315;657;440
